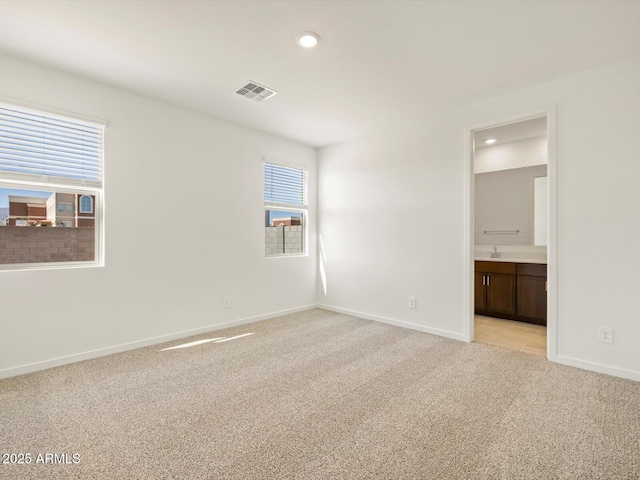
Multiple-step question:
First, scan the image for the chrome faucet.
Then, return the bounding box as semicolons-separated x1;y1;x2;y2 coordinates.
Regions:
490;245;501;259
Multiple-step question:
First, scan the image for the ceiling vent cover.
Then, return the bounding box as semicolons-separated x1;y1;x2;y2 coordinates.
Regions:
236;81;278;102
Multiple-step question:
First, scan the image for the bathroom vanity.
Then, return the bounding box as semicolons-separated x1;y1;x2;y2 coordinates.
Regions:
475;260;547;325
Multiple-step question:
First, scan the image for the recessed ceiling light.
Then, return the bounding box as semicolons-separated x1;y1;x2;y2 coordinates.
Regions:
298;32;320;48
485;138;496;144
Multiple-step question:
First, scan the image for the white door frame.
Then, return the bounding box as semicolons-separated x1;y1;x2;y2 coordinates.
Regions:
462;105;558;361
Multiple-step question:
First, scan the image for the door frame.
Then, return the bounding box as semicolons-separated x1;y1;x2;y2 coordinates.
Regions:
462;105;558;361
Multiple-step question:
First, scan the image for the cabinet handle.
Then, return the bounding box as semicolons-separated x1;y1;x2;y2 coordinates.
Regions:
482;275;486;286
545;280;548;292
487;275;490;286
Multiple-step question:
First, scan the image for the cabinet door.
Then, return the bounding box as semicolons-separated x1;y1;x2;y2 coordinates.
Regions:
474;273;486;312
486;273;516;316
517;275;547;323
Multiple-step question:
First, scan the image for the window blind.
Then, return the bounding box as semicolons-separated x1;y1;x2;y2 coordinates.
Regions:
264;162;307;206
0;104;104;187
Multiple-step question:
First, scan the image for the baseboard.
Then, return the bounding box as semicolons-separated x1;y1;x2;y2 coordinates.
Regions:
0;304;318;380
555;355;640;382
8;305;634;384
318;304;465;342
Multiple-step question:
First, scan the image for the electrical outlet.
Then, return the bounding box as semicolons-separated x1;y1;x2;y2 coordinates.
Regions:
223;296;231;308
598;326;613;344
408;297;416;309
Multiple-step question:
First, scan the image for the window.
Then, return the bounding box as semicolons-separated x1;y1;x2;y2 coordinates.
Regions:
58;202;73;213
264;161;307;256
0;102;104;269
80;195;93;213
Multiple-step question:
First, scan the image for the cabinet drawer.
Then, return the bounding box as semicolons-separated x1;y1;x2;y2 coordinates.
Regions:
475;261;516;274
516;263;547;277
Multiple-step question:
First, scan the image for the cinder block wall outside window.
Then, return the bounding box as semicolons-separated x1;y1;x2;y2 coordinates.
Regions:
265;225;303;255
0;226;95;264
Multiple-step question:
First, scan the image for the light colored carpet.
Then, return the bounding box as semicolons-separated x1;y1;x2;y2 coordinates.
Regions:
1;309;639;479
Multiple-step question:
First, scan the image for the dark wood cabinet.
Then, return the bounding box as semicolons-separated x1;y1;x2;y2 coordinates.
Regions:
486;273;516;315
516;264;547;325
476;262;517;318
474;272;486;311
475;261;546;325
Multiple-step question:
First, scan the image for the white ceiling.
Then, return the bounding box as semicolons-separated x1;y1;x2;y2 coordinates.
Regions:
0;1;639;147
475;117;547;149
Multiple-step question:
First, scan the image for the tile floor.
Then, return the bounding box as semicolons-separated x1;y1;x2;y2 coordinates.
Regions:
474;315;547;356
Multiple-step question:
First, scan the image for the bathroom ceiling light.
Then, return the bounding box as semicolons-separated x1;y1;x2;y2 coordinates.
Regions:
298;32;320;48
485;138;496;144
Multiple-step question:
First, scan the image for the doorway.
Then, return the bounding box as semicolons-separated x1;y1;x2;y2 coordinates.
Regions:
464;107;557;360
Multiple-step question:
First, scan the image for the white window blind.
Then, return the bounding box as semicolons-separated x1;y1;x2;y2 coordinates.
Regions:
0;104;104;187
264;162;307;207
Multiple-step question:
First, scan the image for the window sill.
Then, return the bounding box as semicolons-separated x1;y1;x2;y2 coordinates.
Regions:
0;261;104;273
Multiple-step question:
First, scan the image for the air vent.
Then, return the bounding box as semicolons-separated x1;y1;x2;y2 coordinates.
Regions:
236;81;277;102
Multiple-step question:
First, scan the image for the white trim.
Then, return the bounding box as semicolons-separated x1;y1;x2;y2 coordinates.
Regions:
0;181;101;196
318;305;466;342
264;205;307;214
464;105;558;357
0;170;102;190
463;124;473;343
0;304;318;379
555;355;640;382
265;201;309;209
546;106;558;361
98;134;106;267
0;97;107;127
0;261;100;273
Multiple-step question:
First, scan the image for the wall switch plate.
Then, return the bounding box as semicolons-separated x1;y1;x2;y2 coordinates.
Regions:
223;296;231;308
408;297;416;309
598;326;613;344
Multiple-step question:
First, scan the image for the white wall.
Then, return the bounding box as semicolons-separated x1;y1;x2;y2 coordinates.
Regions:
0;53;317;377
318;56;640;380
474;136;547;174
475;165;547;246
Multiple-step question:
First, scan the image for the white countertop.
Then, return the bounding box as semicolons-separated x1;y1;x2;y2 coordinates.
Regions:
474;256;547;264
